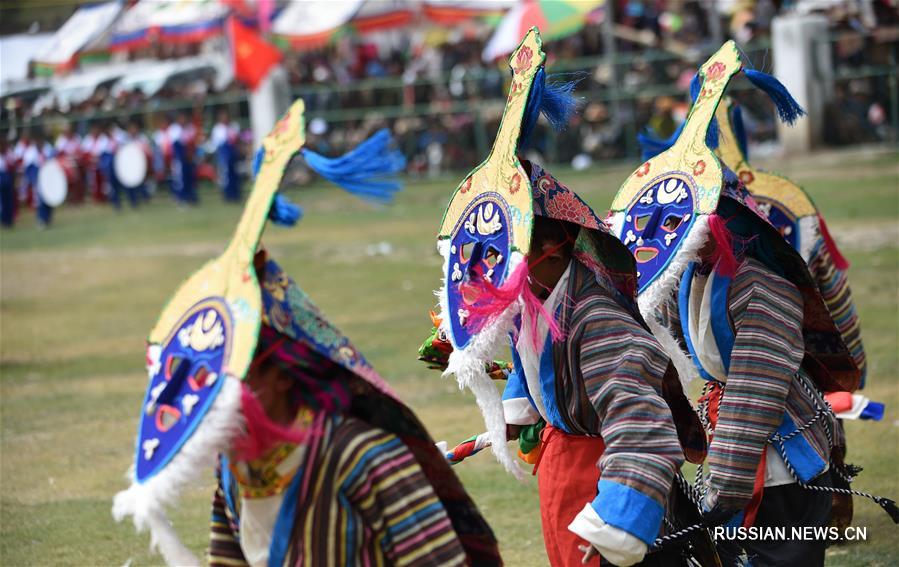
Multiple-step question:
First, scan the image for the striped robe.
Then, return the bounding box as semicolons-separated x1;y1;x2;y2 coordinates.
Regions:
208;414;467;567
656;258;836;509
503;259;684;543
806;240;867;385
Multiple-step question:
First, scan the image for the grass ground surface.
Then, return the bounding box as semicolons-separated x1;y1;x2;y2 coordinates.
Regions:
1;147;897;566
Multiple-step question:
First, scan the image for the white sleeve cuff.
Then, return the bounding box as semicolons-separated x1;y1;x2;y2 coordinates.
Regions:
568;503;648;567
502;398;541;425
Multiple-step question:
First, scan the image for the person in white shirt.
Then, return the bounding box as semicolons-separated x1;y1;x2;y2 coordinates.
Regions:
209;110;242;202
168;113;198;205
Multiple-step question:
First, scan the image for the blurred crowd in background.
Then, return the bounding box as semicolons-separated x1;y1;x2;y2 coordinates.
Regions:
0;0;897;229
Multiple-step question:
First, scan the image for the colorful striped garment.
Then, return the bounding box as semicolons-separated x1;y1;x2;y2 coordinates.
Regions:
208;414;468;567
502;259;684;544
656;258;836;509
806;240;867;385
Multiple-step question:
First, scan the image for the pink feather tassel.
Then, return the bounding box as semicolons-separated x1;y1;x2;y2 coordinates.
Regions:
231;383;309;462
707;213;741;279
462;260;563;350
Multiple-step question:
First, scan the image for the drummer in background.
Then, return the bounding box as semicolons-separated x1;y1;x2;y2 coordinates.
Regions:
97;122;126;209
152;115;173;197
24;132;54;228
0;135;15;227
123;119;153;204
168;112;198;205
209;109;242;202
54;123;84;203
12;130;34;208
54;123;81;156
81;124;107;203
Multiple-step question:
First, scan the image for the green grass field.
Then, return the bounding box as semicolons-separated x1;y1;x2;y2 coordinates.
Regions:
1;148;897;566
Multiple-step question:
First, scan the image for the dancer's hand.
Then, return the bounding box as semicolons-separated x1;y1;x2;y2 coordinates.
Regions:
578;543;598;563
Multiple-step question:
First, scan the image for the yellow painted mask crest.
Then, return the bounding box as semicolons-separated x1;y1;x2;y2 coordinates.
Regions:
148;99;307;382
715;98;817;218
611;41;744;215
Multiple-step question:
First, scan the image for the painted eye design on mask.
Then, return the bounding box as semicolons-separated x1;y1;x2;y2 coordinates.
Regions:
619;173;696;292
155;405;182;432
634;214;652;231
661;214;683;233
136;299;231;483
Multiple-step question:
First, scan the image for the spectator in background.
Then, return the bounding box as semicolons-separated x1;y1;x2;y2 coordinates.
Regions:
81;123;108;203
121;119;153;205
20;132;54;228
209;109;242;203
54;123;85;203
152;115;173;195
169;112;198;205
13;130;35;208
98;122;127;209
0;136;15;227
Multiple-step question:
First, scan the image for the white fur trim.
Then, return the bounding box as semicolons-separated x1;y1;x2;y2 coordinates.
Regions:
113;376;243;566
636;216;710;388
797;215;819;264
607;211;625;240
443;305;524;480
435;238;452;335
438;244;525;479
645;315;699;391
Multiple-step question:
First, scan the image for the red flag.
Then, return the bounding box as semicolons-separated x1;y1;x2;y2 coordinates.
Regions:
227;17;282;91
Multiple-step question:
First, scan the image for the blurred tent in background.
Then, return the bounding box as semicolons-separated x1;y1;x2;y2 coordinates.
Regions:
272;0;515;50
422;0;514;24
272;0;366;50
109;0;229;52
30;1;124;76
30;63;130;114
109;55;229;99
0;33;52;96
483;0;604;61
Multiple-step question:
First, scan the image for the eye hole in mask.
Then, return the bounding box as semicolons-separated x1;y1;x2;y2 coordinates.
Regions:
483;246;501;269
188;364;213;391
635;214;652;231
165;355;184;380
460;242;475;264
634;247;659;263
661;215;683;233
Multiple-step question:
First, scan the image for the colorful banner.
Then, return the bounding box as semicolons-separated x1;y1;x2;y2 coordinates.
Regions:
110;0;229;51
31;2;123;74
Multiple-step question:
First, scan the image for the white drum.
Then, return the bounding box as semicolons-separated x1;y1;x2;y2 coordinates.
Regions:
37;158;72;207
114;141;149;189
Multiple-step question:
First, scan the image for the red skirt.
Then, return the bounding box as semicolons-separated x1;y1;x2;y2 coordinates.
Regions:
535;425;606;567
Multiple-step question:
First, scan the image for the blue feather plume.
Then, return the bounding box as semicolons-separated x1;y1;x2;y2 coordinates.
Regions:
636;121;685;161
268;193;304;226
250;145;303;226
520;67;582;147
689;72;701;103
730;104;749;159
252;146;264;177
688;72;719;149
743;68;805;125
301;128;406;203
